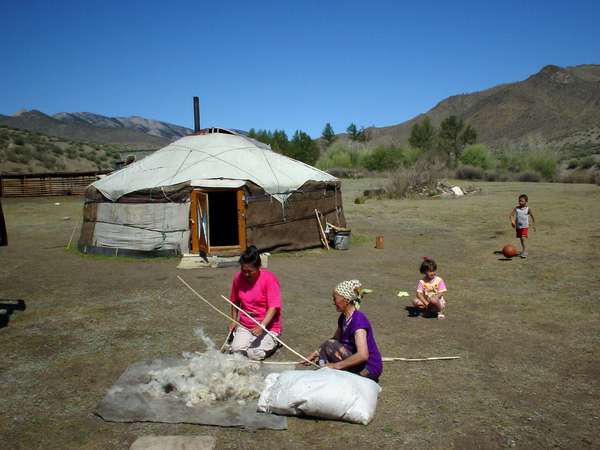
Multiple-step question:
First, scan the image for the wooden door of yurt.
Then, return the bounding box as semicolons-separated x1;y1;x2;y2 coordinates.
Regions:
190;188;246;255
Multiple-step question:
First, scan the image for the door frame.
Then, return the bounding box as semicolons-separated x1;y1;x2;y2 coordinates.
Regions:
190;188;247;255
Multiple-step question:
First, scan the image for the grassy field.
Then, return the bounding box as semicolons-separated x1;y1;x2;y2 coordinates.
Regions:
0;179;599;449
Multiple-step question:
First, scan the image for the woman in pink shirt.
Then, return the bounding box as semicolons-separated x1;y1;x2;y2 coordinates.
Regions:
228;246;282;360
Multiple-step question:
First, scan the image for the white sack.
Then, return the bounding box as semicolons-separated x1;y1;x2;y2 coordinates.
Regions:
256;368;381;425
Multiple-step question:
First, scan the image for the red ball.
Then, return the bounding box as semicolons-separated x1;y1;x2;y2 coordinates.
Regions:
502;244;519;258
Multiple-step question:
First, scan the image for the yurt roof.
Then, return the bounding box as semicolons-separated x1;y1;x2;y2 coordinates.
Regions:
93;130;338;203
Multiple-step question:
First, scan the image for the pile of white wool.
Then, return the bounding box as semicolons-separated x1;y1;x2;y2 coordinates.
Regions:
142;328;265;407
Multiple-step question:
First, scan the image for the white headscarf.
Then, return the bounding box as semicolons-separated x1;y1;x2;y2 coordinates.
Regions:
335;280;370;309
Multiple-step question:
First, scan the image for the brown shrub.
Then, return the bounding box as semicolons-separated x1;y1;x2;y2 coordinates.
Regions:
386;159;445;198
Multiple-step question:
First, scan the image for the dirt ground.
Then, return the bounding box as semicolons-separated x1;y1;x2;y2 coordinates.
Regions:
1;179;599;450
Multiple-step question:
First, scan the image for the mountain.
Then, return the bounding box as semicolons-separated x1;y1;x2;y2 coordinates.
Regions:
0;110;172;148
53;112;192;141
0;124;122;174
353;64;600;150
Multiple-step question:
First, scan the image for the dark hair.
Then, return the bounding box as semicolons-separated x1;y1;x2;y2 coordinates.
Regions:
519;194;528;201
419;257;437;274
239;245;261;268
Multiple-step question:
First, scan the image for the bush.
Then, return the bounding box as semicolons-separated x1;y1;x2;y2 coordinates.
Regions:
5;148;20;163
559;170;598;184
316;143;365;170
566;159;579;169
41;155;57;169
50;144;63;155
362;146;405;171
579;156;595;169
455;165;484;180
483;170;508;182
403;147;423;167
460;144;493;169
386;159;445;198
526;150;558;181
496;149;525;172
518;171;541;182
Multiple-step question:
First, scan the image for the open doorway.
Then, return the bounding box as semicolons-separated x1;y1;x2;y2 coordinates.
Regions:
190;188;246;255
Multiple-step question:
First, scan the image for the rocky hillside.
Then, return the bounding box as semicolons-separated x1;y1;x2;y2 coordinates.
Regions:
0;110;171;148
353;64;600;151
0;125;125;174
53;112;192;141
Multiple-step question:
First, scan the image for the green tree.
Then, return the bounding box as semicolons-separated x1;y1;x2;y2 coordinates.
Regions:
438;115;477;164
408;116;435;151
356;126;370;143
255;129;273;145
270;130;289;154
461;125;477;147
346;123;360;141
290;130;320;165
321;122;337;146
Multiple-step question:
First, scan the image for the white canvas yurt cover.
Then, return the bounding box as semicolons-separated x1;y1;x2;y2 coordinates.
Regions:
80;130;346;256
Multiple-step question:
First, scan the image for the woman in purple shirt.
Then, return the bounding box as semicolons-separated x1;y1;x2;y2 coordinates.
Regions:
305;280;383;381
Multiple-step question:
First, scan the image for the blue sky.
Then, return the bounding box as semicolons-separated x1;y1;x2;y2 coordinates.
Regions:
2;0;599;137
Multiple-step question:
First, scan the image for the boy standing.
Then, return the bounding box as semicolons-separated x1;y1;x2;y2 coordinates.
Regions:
510;194;536;258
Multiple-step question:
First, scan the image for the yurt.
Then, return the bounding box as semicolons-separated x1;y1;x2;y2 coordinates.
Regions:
78;128;346;256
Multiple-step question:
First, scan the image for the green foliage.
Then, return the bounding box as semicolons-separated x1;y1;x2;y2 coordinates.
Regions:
289;130;319;165
356;126;370;143
438;115;477;164
518;171;541;182
456;165;484;180
526;150;558;180
559;169;599;184
245;128;290;155
496;149;525;172
317;143;368;169
270;130;289;154
403;147;424;167
346;123;359;141
461;125;477;147
579;156;595;169
362;146;405;171
409;116;435;151
321;123;336;146
460;144;493;169
50;144;64;155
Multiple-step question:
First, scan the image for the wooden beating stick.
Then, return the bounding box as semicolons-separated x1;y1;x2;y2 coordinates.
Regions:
220;328;233;353
220;294;320;368
382;356;460;362
177;276;247;331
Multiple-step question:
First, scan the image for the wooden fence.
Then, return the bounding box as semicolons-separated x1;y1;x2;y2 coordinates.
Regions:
0;170;112;198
